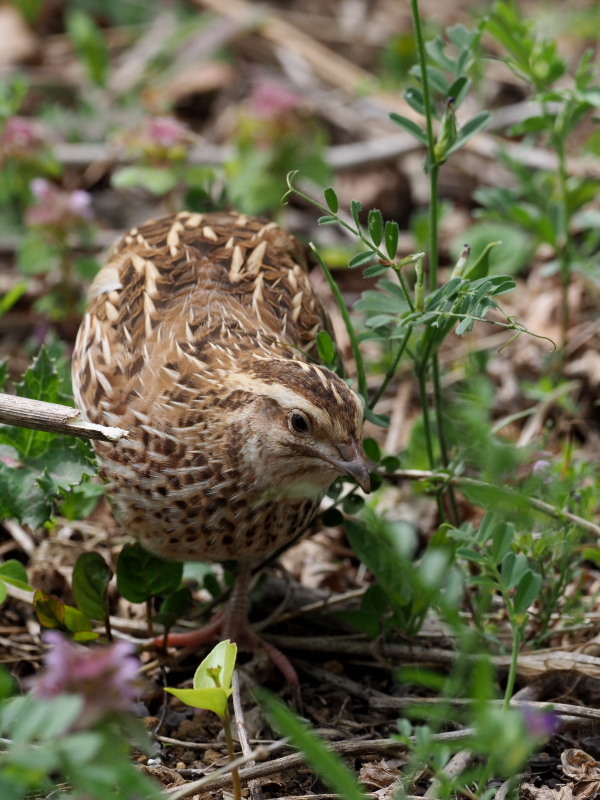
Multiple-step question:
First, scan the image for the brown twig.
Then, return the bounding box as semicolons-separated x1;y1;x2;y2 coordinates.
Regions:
0;393;128;444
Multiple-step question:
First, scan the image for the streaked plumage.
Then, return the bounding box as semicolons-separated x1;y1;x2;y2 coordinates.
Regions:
72;211;369;570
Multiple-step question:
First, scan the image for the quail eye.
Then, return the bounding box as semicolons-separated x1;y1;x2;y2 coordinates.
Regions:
289;410;310;435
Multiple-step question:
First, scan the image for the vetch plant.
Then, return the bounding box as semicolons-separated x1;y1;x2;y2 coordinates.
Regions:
480;0;600;351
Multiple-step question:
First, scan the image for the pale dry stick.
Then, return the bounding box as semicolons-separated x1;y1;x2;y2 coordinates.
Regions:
231;670;264;800
370;695;600;725
386;469;600;538
0;393;128;444
166;734;472;797
424;750;479;800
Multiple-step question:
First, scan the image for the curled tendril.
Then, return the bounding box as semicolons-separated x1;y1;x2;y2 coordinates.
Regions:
498;315;556;353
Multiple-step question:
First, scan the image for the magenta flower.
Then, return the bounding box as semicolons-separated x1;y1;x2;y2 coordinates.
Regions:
249;80;302;118
32;632;141;729
146;116;190;147
1;116;43;153
25;179;94;228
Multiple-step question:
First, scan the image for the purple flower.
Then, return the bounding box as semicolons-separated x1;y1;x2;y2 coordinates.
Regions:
32;632;141;729
521;706;559;738
532;459;551;474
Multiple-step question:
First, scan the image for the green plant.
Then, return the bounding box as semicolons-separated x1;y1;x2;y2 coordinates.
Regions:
0;634;160;800
165;640;241;800
480;0;600;350
0;347;98;529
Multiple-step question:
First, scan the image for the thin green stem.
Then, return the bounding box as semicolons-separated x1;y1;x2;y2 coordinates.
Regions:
311;245;368;399
223;710;243;800
416;366;445;521
369;329;411;409
428;166;440;292
554;131;571;353
502;613;522;709
431;357;460;525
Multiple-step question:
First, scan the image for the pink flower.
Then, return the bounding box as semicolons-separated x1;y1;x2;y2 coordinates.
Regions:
1;116;43;151
249;80;302;118
146;116;190;147
32;632;141;729
26;179;94;228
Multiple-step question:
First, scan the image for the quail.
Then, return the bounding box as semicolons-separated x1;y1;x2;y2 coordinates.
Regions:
72;210;370;680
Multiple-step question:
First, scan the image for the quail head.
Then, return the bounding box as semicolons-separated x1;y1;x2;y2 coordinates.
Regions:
72;211;369;680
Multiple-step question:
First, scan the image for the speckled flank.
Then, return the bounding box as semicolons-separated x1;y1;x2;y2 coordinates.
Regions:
72;211;364;562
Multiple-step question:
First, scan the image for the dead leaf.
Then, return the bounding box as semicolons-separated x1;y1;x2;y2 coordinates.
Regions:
521;782;574;800
359;759;401;789
561;749;600;781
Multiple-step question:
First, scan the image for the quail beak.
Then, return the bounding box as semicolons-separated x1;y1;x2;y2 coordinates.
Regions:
330;441;371;494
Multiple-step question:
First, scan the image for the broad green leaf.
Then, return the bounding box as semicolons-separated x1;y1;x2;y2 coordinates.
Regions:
514;569;542;614
72;552;112;620
362;437;381;462
0;560;32;592
501;552;528;589
116;543;183;603
491;522;514;563
33;589;95;638
193;639;237;691
323;187;338;214
165;686;232;719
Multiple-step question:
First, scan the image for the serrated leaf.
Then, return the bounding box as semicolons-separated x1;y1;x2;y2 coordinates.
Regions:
323;187;339;214
389;113;428;144
116;543;183;603
72;552;112;620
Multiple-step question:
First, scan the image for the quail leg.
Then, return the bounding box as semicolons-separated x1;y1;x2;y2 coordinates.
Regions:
150;563;298;684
